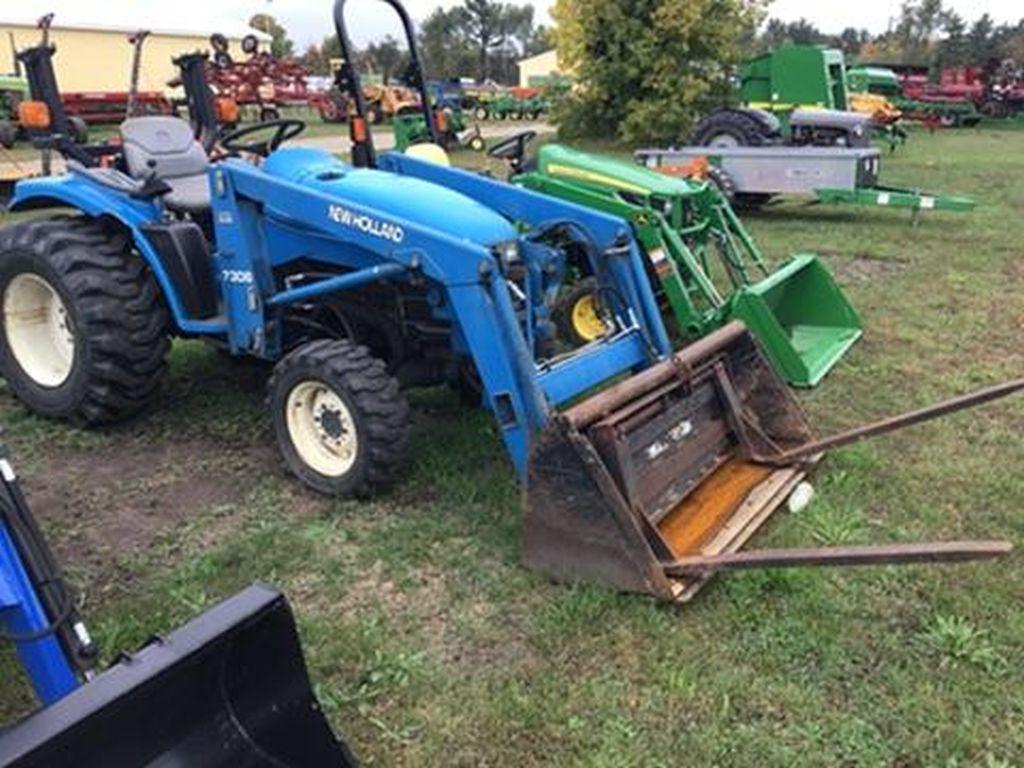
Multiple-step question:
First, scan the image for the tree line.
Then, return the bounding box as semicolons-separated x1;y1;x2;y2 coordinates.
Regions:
759;2;1024;69
300;0;550;84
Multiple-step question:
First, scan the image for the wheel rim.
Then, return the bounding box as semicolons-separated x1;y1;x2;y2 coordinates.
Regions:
708;133;740;148
571;294;606;342
285;380;359;478
3;273;75;387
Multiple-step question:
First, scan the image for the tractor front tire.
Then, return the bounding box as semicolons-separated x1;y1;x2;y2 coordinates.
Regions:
268;339;409;497
0;216;170;425
554;277;608;347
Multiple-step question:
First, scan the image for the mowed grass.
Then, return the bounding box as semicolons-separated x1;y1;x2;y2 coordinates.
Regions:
0;125;1022;766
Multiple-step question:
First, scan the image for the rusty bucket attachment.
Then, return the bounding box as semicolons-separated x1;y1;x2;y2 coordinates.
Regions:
525;322;816;603
524;321;1019;603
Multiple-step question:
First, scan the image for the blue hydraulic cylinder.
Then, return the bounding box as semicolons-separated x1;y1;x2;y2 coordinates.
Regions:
0;523;79;706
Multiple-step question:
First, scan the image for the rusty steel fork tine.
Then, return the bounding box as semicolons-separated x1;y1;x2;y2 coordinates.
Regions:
753;377;1024;467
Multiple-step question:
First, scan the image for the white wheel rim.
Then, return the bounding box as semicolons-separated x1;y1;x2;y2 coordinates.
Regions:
285;380;359;477
3;273;75;388
709;133;740;148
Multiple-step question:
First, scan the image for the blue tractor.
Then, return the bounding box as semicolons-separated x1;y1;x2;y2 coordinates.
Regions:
1;0;1017;604
0;0;671;499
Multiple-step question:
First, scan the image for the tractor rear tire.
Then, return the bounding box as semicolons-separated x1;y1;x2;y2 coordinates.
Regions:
0;216;170;425
267;339;410;497
705;165;737;203
474;106;489;121
692;110;774;147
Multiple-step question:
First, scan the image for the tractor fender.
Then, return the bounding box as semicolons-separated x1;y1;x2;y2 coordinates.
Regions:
729;107;782;136
8;175;200;332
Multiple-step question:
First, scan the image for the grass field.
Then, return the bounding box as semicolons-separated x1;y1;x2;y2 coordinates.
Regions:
0;125;1022;766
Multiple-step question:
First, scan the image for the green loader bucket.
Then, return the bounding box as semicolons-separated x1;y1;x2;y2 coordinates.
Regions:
729;254;862;388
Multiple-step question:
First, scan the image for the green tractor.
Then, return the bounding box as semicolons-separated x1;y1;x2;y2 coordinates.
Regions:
0;73;28;149
393;105;486;153
489;133;862;388
697;44;906;149
2;33;29;149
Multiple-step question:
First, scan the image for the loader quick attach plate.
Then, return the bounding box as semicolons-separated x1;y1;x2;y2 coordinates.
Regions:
524;322;816;603
0;584;357;768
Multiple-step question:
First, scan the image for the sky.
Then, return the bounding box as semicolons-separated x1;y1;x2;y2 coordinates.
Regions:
4;0;1022;50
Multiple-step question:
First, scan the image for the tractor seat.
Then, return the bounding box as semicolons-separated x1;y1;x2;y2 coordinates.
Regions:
121;117;211;213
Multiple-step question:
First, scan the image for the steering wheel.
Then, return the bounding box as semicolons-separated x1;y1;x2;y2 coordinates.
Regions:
220;119;307;158
487;130;537;173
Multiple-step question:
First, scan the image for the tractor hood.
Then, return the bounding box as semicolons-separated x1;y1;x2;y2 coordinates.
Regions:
0;74;28;94
537;144;692;199
263;148;517;246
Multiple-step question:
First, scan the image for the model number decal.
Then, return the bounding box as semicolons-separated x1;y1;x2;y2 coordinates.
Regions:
328;204;405;244
221;270;254;284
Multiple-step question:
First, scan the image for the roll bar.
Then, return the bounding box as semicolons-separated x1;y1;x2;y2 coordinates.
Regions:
332;0;439;168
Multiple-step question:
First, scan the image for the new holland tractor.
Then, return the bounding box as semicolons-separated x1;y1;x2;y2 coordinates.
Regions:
1;0;1020;605
488;133;862;388
0;443;356;766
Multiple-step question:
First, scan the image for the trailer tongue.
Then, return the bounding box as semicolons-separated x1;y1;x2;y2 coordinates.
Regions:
525;322;1017;602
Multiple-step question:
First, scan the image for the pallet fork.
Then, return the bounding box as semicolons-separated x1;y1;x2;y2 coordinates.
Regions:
525;322;1017;602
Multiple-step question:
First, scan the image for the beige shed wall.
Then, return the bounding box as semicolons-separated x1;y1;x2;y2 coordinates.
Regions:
0;23;252;94
518;49;562;88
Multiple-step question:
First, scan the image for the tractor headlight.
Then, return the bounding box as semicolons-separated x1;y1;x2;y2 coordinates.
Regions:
493;240;521;272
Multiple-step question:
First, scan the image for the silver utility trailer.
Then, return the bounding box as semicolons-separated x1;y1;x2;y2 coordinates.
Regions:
634;145;975;214
636;145;880;196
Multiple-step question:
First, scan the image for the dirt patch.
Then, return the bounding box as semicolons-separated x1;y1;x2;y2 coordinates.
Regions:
829;254;908;283
20;436;262;593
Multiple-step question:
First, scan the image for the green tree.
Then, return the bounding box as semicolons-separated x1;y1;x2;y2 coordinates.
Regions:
937;12;970;68
455;0;514;81
419;7;475;80
553;0;766;144
249;13;294;59
836;28;871;58
967;14;996;64
365;36;410;84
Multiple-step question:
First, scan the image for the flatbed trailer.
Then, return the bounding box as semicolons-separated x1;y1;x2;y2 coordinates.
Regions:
635;145;975;214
